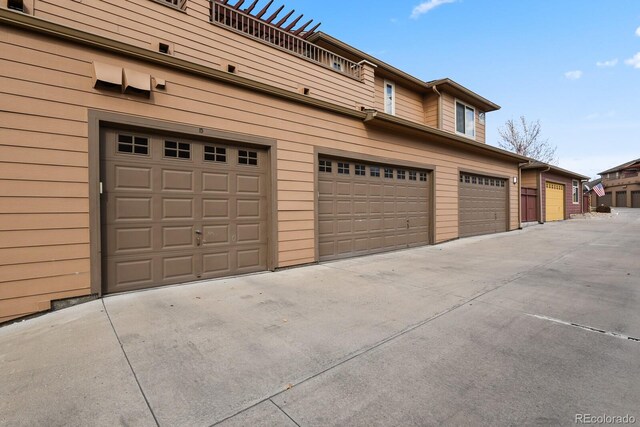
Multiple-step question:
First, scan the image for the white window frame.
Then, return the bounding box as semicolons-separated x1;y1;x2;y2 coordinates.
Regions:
384;80;396;115
572;180;579;204
455;99;476;139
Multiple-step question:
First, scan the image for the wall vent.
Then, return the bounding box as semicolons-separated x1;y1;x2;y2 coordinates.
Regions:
8;0;25;12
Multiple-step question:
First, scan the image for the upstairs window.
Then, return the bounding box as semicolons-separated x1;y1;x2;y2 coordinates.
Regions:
153;0;187;10
456;101;476;138
572;180;579;204
384;80;396;115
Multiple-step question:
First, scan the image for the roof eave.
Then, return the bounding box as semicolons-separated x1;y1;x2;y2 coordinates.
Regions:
365;111;528;163
309;32;500;112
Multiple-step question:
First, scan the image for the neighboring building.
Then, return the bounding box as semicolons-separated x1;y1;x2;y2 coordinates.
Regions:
0;0;529;322
584;178;602;210
595;159;640;208
520;163;589;223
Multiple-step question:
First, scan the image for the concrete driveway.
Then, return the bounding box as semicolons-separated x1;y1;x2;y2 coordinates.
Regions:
2;209;639;426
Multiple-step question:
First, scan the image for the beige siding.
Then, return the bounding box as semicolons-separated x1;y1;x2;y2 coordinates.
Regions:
0;25;519;321
441;93;486;143
424;93;439;128
442;92;456;134
521;169;539;189
28;0;373;110
374;77;425;124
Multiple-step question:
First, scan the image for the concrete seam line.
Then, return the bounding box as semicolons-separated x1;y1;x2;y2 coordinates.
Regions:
527;314;640;343
269;398;302;427
102;300;161;427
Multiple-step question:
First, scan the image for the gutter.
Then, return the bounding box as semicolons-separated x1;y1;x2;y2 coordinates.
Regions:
364;110;530;162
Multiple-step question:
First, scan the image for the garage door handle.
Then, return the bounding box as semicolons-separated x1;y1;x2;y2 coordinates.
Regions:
195;230;202;246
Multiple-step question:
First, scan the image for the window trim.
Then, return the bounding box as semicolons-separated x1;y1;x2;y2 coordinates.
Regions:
455;99;476;140
572;179;580;204
384;80;396;115
151;0;187;11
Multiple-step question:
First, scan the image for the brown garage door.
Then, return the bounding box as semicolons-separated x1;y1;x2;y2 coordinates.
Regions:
100;129;269;294
318;158;430;261
598;192;612;207
632;191;640;208
459;173;508;237
616;191;627;208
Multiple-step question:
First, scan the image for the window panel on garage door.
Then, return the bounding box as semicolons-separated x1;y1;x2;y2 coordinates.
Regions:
318;158;430;261
100;129;269;294
459;173;508;238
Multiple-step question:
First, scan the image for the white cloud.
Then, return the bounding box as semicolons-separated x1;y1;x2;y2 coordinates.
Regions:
596;58;618;68
564;70;583;80
411;0;456;19
625;52;640;68
585;111;616;121
636;26;640;37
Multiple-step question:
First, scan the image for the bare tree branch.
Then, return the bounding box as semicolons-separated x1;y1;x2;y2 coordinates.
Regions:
497;116;558;164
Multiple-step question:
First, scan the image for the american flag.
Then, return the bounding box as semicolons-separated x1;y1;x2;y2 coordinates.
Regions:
593;183;606;197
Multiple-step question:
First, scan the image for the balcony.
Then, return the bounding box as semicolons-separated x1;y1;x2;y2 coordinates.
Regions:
210;1;363;81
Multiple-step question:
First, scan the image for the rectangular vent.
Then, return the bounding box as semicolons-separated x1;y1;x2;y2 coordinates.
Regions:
8;0;24;12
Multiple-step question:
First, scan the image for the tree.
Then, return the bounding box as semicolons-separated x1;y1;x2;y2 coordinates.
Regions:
497;116;558;164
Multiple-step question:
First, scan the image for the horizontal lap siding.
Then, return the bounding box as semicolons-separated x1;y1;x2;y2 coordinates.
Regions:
424;94;439;128
374;77;425;124
0;25;519;320
442;93;456;134
521;170;538;189
32;0;371;110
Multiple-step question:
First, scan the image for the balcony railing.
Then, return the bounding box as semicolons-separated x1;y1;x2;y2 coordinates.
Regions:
210;2;363;81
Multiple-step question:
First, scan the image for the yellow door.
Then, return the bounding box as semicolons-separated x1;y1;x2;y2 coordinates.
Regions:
545;182;565;221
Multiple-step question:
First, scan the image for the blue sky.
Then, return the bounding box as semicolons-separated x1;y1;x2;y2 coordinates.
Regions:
284;0;640;179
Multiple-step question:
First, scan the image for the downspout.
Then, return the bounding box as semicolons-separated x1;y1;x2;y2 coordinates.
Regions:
363;109;377;122
518;162;530;229
538;165;551;223
432;85;442;129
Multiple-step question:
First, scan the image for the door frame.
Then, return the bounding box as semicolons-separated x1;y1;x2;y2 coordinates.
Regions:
313;146;436;262
88;110;278;296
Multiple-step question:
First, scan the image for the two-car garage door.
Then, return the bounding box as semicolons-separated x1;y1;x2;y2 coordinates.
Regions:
100;128;269;294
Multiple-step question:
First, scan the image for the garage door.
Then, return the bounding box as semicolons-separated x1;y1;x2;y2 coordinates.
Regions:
459;173;508;237
598;192;612;207
545;182;565;221
616;191;627;208
318;158;430;261
100;129;269;293
632;191;640;208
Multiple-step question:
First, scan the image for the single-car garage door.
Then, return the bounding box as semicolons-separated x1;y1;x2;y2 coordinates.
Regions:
545;182;565;221
318;158;430;261
100;128;269;293
632;191;640;208
459;173;508;237
616;191;627;208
